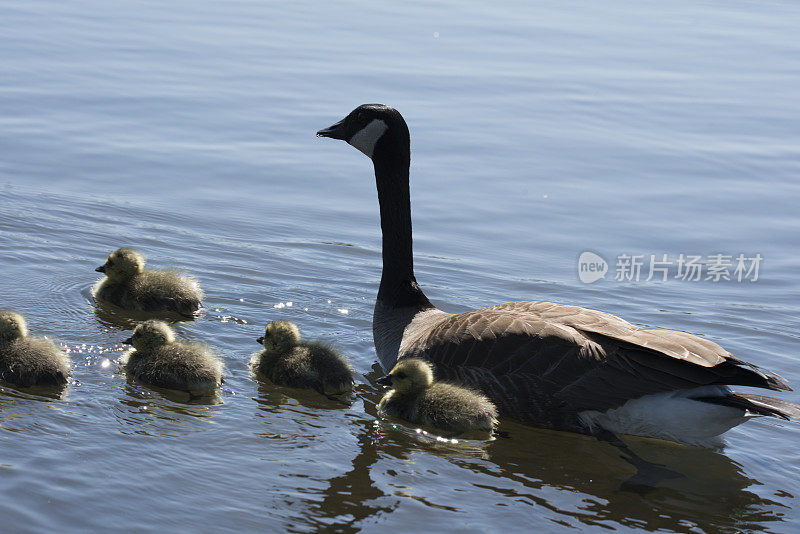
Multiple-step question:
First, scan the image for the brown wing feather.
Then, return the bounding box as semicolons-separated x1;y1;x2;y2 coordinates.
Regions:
399;301;790;427
485;301;727;366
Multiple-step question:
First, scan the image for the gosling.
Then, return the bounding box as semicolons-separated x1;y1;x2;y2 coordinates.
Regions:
251;321;354;395
93;248;203;317
122;320;222;393
0;310;71;387
377;358;498;433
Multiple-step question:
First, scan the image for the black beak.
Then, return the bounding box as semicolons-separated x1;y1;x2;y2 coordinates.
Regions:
95;265;106;273
122;337;133;345
377;375;392;386
256;336;264;345
316;118;347;140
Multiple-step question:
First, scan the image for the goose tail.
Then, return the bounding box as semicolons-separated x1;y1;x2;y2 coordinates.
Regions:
694;393;800;421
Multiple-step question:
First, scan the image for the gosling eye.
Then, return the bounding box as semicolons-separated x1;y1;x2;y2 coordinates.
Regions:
107;260;114;267
395;372;406;380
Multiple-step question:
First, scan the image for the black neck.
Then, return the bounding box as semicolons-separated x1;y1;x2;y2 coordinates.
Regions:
373;144;434;311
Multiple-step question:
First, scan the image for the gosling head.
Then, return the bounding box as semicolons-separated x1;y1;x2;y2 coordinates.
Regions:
0;310;28;344
317;104;409;162
256;320;301;353
377;358;434;394
123;320;175;351
96;248;145;281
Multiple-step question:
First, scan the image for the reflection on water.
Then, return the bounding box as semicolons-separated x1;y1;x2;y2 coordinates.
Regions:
0;381;69;403
252;377;355;414
300;414;789;532
92;296;200;331
468;425;785;532
114;386;222;438
120;378;224;407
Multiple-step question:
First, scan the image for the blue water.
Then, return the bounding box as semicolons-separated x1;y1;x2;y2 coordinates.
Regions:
1;1;799;532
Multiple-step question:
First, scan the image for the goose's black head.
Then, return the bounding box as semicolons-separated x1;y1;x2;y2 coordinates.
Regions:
317;104;409;163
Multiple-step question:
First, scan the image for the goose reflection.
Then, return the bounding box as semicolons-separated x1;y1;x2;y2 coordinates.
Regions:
251;378;355;414
92;299;194;331
112;382;223;438
453;422;788;532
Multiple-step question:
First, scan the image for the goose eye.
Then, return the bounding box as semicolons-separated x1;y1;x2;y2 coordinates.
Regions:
396;372;406;379
107;260;114;267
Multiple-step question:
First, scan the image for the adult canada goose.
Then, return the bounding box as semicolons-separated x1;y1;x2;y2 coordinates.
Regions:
251;320;354;395
0;310;71;387
122;320;222;393
378;358;498;433
317;104;800;446
93;248;203;317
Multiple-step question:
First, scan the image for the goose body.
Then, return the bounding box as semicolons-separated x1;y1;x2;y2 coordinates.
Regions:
378;358;498;433
318;104;800;446
122;320;222;392
93;248;203;317
251;321;354;394
0;311;71;387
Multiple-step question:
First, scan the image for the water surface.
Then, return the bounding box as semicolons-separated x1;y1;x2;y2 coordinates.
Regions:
1;1;799;532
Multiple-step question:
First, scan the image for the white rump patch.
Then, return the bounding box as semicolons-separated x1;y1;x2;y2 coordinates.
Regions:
578;386;750;447
349;118;388;158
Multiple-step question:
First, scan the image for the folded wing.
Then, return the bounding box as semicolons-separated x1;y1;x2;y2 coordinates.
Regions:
399;301;790;427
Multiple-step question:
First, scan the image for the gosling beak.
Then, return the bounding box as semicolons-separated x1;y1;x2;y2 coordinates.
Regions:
377;374;392;386
256;336;264;345
122;337;133;345
95;265;106;273
316;118;347;140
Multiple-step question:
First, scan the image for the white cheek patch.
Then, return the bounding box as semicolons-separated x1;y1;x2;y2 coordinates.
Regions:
349;119;388;158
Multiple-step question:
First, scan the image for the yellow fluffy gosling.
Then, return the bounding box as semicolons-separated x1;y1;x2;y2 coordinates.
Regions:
0;310;71;387
377;358;498;433
122;320;222;392
251;320;354;394
93;248;203;317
